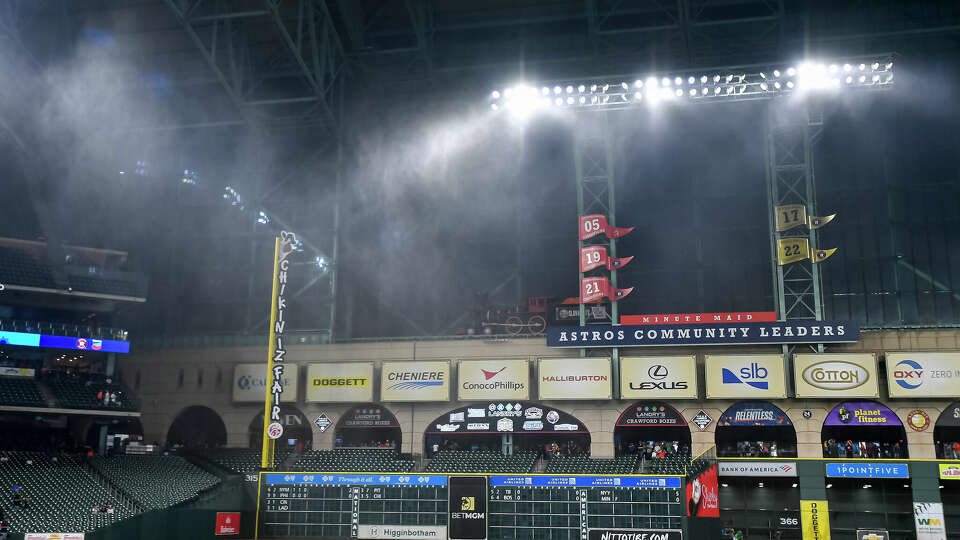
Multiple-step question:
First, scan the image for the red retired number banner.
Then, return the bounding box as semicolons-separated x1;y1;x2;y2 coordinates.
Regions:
579;246;634;272
579;214;634;240
580;277;634;303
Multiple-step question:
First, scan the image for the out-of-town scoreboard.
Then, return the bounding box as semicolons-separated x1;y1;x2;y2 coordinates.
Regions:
257;473;683;540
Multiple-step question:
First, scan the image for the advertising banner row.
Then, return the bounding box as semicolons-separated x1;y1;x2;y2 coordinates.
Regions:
232;351;960;403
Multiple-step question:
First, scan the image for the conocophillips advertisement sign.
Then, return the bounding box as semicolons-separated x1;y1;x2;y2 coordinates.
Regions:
305;363;373;402
620;356;697;399
886;352;960;398
233;363;298;402
538;357;611;400
705;354;786;399
458;359;529;401
793;353;879;398
381;361;450;402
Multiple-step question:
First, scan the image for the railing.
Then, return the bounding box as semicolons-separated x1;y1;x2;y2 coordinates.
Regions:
0;318;129;340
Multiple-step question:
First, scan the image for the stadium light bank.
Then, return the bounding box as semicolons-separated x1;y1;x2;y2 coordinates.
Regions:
488;56;894;116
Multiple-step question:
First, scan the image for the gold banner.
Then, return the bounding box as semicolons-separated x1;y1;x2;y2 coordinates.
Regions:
778;238;837;265
776;204;836;231
801;500;831;540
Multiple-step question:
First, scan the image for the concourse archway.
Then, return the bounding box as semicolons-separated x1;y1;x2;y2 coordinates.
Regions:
933;402;960;459
715;401;796;457
821;400;907;458
423;401;590;458
614;401;692;457
167;405;227;448
249;404;312;451
333;403;402;449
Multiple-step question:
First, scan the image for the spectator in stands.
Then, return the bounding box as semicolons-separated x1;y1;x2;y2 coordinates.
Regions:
1;514;10;540
954;442;960;459
12;489;21;510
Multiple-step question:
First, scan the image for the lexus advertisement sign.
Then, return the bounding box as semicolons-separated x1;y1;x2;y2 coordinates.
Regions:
619;356;697;399
449;476;487;540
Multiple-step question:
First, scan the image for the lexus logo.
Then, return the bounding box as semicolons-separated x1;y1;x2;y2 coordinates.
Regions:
648;364;668;380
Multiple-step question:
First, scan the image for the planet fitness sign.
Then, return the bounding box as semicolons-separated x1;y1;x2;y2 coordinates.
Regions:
824;402;902;426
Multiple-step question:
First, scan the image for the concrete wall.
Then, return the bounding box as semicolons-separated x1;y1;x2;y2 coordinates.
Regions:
122;328;960;458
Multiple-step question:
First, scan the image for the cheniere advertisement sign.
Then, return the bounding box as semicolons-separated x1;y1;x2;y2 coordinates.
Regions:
538;357;612;400
233;363;298;402
380;361;450;402
793;353;879;399
886;352;960;399
457;359;529;401
547;321;858;348
619;356;697;399
305;363;373;402
704;354;786;399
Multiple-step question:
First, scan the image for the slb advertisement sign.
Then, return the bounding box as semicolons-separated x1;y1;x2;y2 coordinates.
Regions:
704;354;786;399
886;352;960;399
538;357;611;400
620;356;698;399
458;359;529;401
448;476;487;540
793;353;879;398
801;500;831;540
305;363;373;402
381;361;450;402
233;363;297;402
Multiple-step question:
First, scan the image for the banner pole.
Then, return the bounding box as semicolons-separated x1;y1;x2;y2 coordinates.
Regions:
261;237;282;469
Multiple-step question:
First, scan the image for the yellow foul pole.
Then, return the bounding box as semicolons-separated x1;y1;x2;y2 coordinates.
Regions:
260;237;282;469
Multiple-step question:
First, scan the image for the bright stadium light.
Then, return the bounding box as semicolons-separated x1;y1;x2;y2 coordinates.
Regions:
486;55;894;112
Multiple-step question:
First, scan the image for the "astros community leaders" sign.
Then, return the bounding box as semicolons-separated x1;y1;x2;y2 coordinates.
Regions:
547;321;858;348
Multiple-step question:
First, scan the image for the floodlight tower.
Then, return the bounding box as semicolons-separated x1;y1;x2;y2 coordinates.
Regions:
489;58;894;378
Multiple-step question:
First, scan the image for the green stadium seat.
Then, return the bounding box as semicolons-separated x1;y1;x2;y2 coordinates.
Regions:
91;455;219;510
0;377;46;407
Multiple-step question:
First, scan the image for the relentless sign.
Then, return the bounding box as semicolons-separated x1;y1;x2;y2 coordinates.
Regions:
616;402;686;427
826;463;909;478
801;500;831;540
793;353;879;398
233;363;298;403
914;502;946;540
457;359;529;401
886;352;960;398
547;321;858;348
448;476;487;540
718;402;791;426
587;530;681;540
305;363;373;402
704;355;786;399
717;461;797;477
538;357;611;400
381;361;450;402
620;356;697;399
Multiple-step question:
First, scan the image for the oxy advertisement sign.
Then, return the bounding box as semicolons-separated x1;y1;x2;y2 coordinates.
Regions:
886;352;960;399
233;363;298;402
825;463;909;478
914;502;947;540
717;461;797;477
381;361;450;402
620;356;697;399
457;359;529;401
448;476;487;540
800;500;831;540
538;357;612;400
704;354;786;399
305;363;373;402
793;353;879;398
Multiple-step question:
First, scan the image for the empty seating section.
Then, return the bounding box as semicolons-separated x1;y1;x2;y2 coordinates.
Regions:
0;452;134;533
92;455;219;510
205;448;292;474
293;448;415;472
0;376;46;407
0;247;56;289
545;455;638;474
67;275;143;298
648;452;692;475
48;375;138;411
426;451;536;473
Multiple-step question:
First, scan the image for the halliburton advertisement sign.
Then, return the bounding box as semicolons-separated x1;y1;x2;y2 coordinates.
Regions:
538;357;612;400
457;359;529;401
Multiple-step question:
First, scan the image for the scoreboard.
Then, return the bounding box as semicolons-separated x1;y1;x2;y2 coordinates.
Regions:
258;473;683;540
